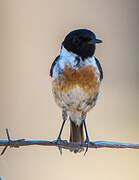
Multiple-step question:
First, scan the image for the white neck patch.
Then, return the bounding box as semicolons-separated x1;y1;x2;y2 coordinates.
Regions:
60;46;77;58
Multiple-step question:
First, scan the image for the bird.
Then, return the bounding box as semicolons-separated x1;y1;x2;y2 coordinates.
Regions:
50;29;103;154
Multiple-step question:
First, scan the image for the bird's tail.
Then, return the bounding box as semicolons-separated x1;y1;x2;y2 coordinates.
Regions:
69;118;84;153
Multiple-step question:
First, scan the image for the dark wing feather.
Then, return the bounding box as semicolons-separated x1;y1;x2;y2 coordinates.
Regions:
94;57;103;81
50;55;60;77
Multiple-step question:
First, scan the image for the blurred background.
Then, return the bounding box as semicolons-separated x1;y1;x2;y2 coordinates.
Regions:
0;0;139;179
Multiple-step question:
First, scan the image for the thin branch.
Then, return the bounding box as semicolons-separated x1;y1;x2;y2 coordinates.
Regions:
0;129;139;155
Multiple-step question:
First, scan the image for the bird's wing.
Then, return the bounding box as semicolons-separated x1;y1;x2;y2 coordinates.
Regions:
94;57;103;81
50;55;60;77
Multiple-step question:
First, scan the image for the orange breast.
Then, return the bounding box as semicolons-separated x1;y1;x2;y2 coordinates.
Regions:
52;64;100;99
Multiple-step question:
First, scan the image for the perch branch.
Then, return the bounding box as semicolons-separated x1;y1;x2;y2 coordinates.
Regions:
0;129;139;155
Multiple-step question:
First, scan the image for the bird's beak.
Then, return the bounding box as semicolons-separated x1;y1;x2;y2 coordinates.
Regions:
89;38;103;44
95;38;103;43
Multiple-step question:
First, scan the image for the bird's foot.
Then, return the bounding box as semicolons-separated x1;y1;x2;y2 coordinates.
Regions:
55;138;64;155
84;138;90;155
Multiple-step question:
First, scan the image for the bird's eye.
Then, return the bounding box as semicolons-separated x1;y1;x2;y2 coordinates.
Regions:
73;38;80;44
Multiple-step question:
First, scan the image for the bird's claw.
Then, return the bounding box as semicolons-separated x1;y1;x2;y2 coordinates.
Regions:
56;138;63;155
84;138;90;155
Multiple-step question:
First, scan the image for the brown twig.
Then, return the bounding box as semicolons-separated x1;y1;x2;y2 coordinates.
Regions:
0;129;139;155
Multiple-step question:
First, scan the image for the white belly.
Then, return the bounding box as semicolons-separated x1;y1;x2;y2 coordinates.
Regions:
53;85;98;113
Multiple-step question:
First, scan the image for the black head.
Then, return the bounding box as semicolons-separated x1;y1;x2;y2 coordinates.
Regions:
62;29;102;59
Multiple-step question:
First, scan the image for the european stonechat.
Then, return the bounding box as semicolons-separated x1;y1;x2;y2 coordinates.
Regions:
50;29;103;154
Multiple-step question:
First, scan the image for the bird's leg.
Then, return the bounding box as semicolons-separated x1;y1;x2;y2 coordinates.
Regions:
82;112;90;155
56;109;67;155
